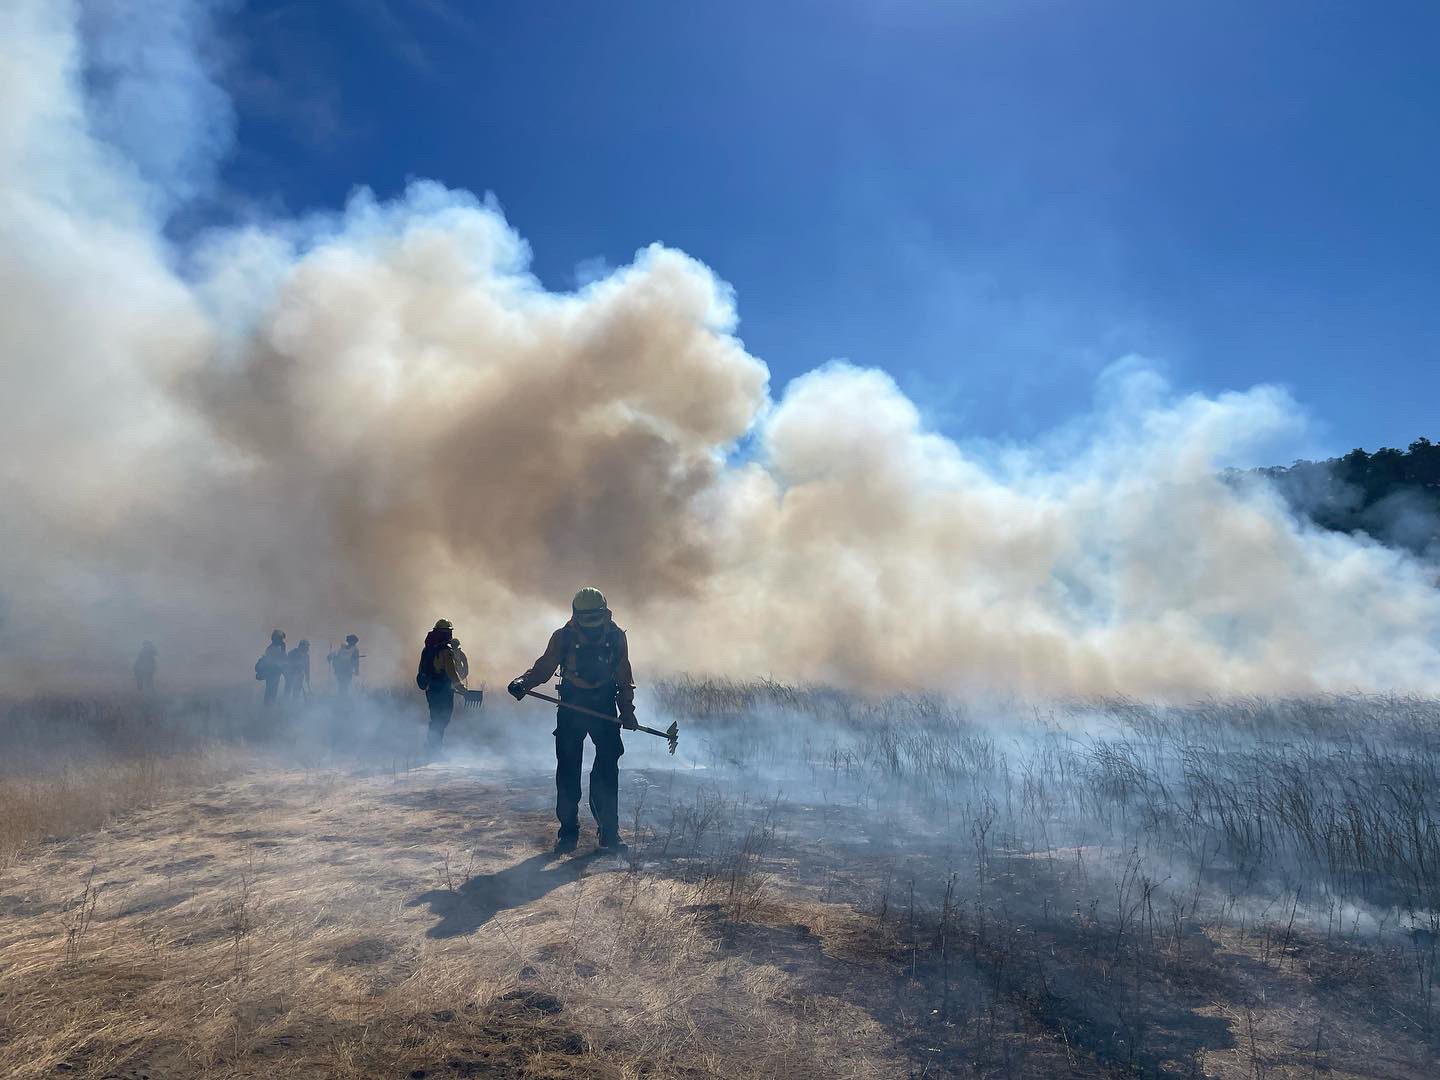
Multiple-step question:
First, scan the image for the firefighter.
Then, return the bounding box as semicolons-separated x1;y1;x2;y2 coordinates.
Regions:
329;634;361;696
256;630;288;706
285;639;311;700
416;619;465;756
508;588;638;853
449;637;469;683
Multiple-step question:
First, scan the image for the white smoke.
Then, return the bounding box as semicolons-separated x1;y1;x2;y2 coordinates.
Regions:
79;0;235;212
2;0;1437;696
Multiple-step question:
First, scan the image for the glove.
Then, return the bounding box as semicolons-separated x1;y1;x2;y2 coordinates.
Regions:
507;678;527;701
620;712;639;731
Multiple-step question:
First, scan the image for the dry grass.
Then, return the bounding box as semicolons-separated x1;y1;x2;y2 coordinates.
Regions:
3;683;1439;1077
0;751;236;868
0;693;259;868
0;767;896;1079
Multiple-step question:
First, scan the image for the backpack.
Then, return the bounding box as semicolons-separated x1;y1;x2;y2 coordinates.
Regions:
416;643;444;691
560;624;623;689
256;642;285;680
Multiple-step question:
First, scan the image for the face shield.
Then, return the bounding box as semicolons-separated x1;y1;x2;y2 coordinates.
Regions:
573;607;610;630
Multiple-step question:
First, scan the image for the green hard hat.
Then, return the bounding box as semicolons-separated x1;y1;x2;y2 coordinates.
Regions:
433;619;453;631
572;587;609;627
572;587;607;612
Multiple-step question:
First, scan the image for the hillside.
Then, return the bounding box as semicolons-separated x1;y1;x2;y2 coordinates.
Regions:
1259;437;1440;558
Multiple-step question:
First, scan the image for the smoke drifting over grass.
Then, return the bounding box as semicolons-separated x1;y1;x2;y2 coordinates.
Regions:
2;0;1438;695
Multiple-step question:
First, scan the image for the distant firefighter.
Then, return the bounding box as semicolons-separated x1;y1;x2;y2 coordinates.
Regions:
449;637;469;682
508;587;638;852
285;639;311;700
255;629;288;706
416;619;465;756
328;634;361;696
133;641;157;693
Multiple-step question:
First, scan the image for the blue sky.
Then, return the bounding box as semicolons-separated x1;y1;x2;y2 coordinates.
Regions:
217;0;1439;460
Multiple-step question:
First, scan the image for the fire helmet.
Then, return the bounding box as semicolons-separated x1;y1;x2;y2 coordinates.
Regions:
572;587;609;628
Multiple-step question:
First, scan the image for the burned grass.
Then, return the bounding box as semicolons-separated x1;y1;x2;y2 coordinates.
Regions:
644;682;1440;1076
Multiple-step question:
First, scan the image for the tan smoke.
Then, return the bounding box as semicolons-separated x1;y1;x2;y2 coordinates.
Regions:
2;1;1438;696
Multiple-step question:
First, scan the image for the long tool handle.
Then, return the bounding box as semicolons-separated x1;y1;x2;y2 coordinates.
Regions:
522;688;678;752
523;687;644;730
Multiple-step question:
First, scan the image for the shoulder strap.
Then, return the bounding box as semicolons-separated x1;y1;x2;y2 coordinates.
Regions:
559;624;577;672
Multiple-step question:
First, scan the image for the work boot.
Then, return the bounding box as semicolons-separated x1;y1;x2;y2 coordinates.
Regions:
553;829;578;854
596;832;628;854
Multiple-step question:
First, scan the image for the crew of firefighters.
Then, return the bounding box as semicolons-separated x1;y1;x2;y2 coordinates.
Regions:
249;630;361;704
135;587;643;853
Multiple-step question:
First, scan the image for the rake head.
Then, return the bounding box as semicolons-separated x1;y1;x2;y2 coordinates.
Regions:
631;719;679;755
461;688;485;710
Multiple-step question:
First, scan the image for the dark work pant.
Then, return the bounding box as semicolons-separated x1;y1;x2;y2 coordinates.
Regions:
425;686;454;750
263;674;281;706
554;689;624;841
335;673;352;697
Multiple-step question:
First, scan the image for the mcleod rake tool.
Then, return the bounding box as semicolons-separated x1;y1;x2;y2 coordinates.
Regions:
521;688;679;754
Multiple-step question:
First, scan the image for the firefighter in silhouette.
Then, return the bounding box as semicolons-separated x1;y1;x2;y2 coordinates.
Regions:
133;641;157;693
508;588;637;853
329;634;361;696
285;639;311;700
416;620;466;756
256;630;288;706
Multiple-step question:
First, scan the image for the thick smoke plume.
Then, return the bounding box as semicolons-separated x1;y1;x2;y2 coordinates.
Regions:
3;1;1438;696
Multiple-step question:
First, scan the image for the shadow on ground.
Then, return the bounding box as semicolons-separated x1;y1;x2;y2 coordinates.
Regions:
409;852;596;938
